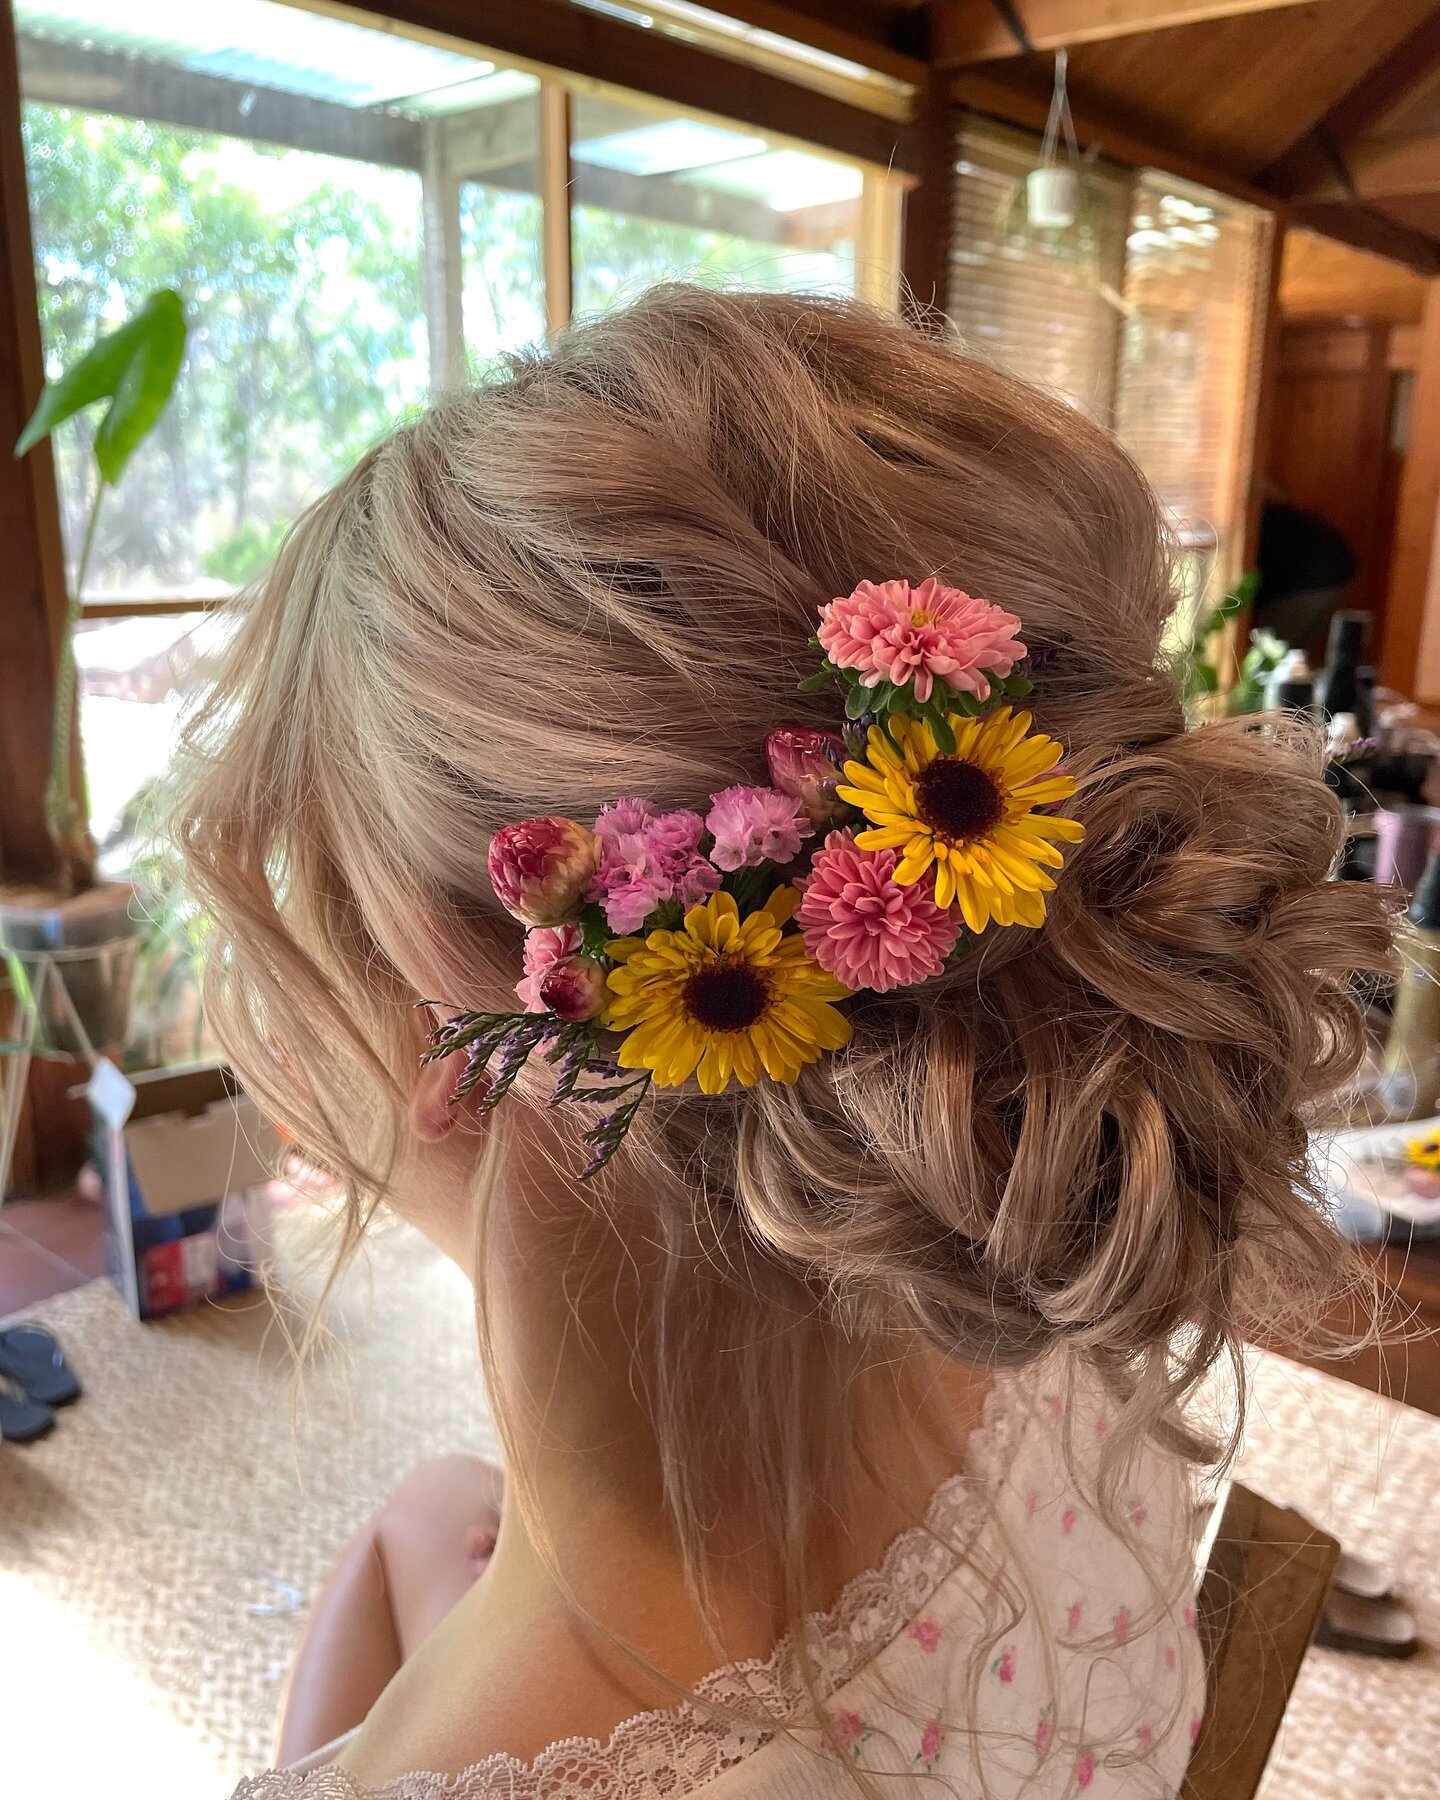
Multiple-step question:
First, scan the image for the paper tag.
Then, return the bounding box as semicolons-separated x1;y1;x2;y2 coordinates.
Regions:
87;1056;137;1130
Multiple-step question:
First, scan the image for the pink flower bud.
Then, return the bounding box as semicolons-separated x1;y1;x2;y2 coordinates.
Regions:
764;726;849;828
537;954;608;1022
488;817;600;927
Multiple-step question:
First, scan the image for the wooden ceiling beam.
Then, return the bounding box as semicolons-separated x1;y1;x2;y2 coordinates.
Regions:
1288;200;1440;278
698;1;926;85
931;0;1318;68
1340;133;1440;201
1261;6;1440;198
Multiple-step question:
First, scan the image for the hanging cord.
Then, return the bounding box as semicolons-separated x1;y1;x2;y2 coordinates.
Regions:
989;0;1035;55
1040;48;1079;169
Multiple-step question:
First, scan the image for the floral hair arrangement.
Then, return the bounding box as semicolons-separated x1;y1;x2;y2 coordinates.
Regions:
424;578;1084;1175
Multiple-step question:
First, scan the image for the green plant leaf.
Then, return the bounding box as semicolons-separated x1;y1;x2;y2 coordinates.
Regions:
16;289;187;486
929;708;957;755
844;681;873;721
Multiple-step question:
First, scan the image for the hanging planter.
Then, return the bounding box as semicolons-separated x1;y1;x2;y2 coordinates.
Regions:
1026;49;1081;232
1027;165;1078;230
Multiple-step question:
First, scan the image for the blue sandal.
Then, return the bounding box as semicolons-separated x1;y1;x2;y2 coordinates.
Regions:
0;1373;54;1444
0;1325;80;1407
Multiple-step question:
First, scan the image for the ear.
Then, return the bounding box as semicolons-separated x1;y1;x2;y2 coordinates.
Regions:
409;1051;490;1142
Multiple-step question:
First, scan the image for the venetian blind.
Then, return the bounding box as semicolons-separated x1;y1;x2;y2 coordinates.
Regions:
1113;173;1272;571
946;117;1131;423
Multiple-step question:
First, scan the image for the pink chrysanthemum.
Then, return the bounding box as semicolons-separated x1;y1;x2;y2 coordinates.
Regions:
588;798;719;934
516;925;579;1012
705;785;811;872
796;831;958;993
817;577;1026;704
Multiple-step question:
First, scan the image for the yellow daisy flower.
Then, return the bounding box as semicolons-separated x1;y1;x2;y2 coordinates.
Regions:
1407;1132;1440;1172
604;888;851;1095
836;706;1084;934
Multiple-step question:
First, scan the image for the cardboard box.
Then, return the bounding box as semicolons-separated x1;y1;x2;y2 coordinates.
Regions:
90;1061;279;1320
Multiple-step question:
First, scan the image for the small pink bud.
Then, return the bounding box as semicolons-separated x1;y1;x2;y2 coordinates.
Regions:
537;954;608;1022
488;817;599;927
764;725;849;827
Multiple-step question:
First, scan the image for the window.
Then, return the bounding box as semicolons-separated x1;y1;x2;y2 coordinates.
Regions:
946;121;1270;620
571;94;863;316
17;0;548;602
1114;173;1271;595
13;0;900;901
947;118;1130;423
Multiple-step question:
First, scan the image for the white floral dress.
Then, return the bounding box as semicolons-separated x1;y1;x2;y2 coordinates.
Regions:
234;1364;1206;1799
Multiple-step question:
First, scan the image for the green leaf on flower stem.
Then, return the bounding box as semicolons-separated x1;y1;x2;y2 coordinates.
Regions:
929;709;957;755
17;289;187;485
1004;674;1033;698
844;681;873;721
647;898;684;932
577;903;611;958
796;670;830;692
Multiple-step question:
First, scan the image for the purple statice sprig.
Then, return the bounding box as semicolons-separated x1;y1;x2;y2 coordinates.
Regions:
574;1071;653;1179
420;1005;652;1176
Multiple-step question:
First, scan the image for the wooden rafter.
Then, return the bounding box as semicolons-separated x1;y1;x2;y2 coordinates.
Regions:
1288;201;1440;278
930;0;1317;68
1261;6;1440;198
694;0;926;85
1335;133;1440;202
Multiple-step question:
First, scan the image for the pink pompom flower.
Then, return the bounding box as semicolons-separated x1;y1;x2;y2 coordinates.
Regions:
817;577;1026;704
588;798;719;934
796;831;959;993
765;726;849;829
705;785;811;872
538;954;609;1022
516;925;580;1012
488;817;600;928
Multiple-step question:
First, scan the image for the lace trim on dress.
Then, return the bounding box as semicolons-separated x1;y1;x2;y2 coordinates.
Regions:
232;1371;1034;1800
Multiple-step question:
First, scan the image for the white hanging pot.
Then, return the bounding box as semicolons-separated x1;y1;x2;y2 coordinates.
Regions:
1027;165;1078;229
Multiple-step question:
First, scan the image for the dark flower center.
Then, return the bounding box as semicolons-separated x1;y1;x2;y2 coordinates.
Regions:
915;756;1004;843
683;959;772;1032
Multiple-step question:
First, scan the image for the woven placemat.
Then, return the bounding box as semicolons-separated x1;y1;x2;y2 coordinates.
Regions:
0;1211;1433;1799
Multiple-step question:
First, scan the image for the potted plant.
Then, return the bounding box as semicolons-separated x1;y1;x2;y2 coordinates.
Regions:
1;289;187;1059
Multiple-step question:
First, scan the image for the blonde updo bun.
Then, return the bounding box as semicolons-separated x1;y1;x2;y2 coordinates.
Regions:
178;285;1394;1449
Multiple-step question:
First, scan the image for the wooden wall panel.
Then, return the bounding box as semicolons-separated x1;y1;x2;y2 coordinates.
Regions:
1268;321;1395;644
1384;278;1440;696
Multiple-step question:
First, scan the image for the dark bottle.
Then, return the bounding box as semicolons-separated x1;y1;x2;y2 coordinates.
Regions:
1319;610;1369;724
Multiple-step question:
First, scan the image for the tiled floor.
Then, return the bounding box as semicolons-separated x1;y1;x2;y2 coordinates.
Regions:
0;1193;105;1315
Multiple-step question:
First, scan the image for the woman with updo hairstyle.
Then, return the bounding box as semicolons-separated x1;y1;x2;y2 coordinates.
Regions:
182;286;1394;1800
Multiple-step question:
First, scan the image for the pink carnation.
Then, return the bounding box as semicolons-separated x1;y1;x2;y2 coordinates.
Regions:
588;797;719;934
705;785;811;872
516;925;580;1012
817;577;1025;704
796;832;959;993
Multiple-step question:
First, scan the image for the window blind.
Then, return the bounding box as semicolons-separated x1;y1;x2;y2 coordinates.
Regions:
1113;174;1272;571
945;117;1131;424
